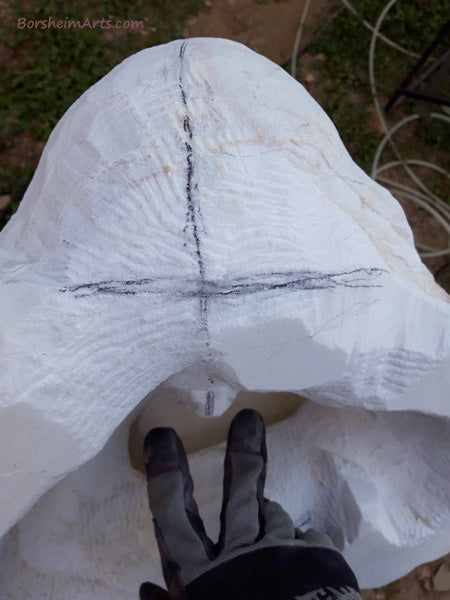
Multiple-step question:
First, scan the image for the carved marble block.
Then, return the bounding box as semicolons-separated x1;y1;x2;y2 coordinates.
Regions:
0;38;449;598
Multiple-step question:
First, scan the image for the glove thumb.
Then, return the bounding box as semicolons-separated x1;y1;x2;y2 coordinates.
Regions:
139;581;171;600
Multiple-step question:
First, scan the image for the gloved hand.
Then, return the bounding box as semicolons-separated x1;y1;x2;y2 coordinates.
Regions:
140;408;362;600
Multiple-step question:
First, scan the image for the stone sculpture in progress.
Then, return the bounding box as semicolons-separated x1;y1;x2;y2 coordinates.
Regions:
0;38;449;599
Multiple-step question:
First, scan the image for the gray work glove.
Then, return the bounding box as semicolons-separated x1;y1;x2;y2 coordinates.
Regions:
140;409;362;600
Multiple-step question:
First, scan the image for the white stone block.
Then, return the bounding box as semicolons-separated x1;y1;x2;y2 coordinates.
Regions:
0;38;449;597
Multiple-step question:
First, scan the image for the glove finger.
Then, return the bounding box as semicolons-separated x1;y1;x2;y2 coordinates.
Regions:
218;409;267;553
263;498;295;540
143;427;213;574
139;582;171;600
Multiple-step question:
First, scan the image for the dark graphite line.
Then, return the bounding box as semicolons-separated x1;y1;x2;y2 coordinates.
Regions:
179;40;215;416
61;268;387;297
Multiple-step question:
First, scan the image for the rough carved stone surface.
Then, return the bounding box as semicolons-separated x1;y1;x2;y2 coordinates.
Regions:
0;38;449;598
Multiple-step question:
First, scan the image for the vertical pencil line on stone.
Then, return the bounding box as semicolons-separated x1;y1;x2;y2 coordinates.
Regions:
178;41;215;416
